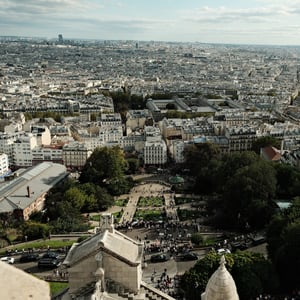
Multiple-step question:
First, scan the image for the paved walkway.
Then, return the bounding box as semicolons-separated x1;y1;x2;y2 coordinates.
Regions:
118;182;174;225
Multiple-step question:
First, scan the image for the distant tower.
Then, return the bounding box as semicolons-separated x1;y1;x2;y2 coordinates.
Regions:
136;42;139;49
58;34;63;43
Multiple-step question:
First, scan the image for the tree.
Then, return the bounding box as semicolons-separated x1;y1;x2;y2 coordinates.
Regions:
274;222;300;290
266;198;300;291
184;142;221;177
166;103;176;110
274;163;300;198
79;146;128;187
22;221;51;240
79;183;113;211
251;136;281;155
180;251;279;300
219;151;258;185
222;160;277;230
64;187;87;210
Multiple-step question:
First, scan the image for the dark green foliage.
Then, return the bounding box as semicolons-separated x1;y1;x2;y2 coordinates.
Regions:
126;158;140;174
222;159;277;230
166;103;176;110
22;221;51;240
251;136;281;155
184;142;221;194
266;198;300;291
274;163;300;198
180;251;279;300
79;146;128;187
191;233;204;246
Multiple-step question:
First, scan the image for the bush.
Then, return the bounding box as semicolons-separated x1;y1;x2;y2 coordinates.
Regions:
191;233;204;246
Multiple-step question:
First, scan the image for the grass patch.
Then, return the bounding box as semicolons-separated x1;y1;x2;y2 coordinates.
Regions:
114;198;128;207
137;196;164;207
112;211;123;223
134;209;166;221
90;214;101;222
0;240;75;255
49;281;69;296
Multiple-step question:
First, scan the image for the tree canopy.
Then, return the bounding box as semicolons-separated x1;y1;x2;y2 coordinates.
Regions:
180;251;279;300
266;198;300;291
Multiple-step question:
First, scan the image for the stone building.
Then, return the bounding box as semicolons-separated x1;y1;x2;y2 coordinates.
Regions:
60;214;175;300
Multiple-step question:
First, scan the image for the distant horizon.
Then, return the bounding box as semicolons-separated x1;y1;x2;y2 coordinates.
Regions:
1;1;300;47
2;34;300;49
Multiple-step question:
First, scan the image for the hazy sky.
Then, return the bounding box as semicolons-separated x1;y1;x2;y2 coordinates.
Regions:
1;0;300;45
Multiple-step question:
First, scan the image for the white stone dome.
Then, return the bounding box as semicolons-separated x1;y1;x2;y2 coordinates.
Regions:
201;255;239;300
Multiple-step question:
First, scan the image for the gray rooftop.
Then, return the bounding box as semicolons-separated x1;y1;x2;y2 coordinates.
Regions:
0;162;68;213
63;229;143;267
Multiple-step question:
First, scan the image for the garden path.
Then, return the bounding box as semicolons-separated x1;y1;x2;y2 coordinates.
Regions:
118;182;175;225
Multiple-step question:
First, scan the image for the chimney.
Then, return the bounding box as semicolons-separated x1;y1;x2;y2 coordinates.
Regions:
27;186;31;198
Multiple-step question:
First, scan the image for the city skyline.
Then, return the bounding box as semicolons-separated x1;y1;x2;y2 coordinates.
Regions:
1;0;300;46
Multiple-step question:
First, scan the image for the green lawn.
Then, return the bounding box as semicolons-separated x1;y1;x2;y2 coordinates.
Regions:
112;211;123;223
90;214;101;222
114;198;128;207
134;208;166;221
0;240;75;255
49;281;69;296
137;196;164;207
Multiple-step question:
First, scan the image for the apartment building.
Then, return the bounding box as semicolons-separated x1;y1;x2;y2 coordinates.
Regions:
125;109;151;134
143;140;167;165
99;113;122;127
32;145;63;165
62;141;92;170
30;125;51;146
0;153;9;177
99;125;123;143
13;133;37;167
0;132;22;165
169;140;186;163
225;126;257;152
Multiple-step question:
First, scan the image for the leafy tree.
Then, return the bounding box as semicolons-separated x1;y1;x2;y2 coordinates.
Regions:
218;151;258;185
126;158;140;174
184;142;221;177
79;183;113;211
79;146;128;187
191;233;204;246
166;103;176;110
222;160;277;230
274;163;300;198
274;223;300;291
22;221;51;240
266;198;300;291
64;187;87;210
50;201;85;233
180;251;278;300
251;136;281;155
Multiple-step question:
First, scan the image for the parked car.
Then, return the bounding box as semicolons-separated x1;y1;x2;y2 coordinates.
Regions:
42;251;60;260
19;253;40;263
217;248;231;255
150;253;170;263
251;235;266;246
0;256;15;264
38;258;61;269
179;252;198;261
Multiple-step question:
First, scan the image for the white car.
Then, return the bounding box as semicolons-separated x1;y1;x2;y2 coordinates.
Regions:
0;256;15;264
217;248;231;255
